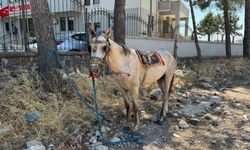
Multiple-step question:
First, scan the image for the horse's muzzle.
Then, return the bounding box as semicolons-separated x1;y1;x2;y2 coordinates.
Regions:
89;63;101;74
89;58;104;77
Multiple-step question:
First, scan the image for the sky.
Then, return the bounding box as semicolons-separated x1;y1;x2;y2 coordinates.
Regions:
183;2;245;42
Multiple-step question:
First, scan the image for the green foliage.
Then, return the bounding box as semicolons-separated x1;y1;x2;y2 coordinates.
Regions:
230;13;243;36
197;12;220;35
197;12;221;41
196;0;243;40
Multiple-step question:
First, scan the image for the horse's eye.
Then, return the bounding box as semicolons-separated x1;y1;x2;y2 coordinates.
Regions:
103;45;107;51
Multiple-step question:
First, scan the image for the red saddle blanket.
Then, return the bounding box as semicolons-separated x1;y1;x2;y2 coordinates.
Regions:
135;50;165;68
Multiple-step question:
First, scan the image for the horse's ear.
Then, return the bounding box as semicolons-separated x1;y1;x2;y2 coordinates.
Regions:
105;27;112;37
87;26;96;36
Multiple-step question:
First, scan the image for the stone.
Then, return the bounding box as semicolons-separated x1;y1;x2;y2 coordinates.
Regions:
233;101;245;109
95;131;101;137
174;69;184;77
110;137;120;143
0;128;10;134
88;142;103;150
47;144;55;150
95;145;109;150
176;104;207;118
26;140;46;150
175;84;182;89
198;77;212;83
173;133;180;138
243;114;248;121
188;118;200;126
122;109;127;116
213;107;223;115
242;134;250;142
150;116;158;122
172;112;179;117
179;119;189;129
105;127;111;132
143;145;161;150
140;110;146;118
174;125;180;131
89;136;97;144
203;114;212;120
150;88;162;100
209;96;222;107
222;110;232;116
200;82;213;88
101;126;106;133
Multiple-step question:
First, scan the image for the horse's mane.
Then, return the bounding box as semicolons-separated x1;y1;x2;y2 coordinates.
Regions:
118;43;131;55
96;31;131;55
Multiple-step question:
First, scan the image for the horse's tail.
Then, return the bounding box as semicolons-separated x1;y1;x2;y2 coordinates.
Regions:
168;76;175;96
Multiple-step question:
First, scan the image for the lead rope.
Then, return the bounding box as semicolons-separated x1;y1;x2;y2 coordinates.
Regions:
90;73;104;139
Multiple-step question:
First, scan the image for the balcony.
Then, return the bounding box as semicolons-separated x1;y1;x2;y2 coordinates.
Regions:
158;1;171;11
158;0;189;18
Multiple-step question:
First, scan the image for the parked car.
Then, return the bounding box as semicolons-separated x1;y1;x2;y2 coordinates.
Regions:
28;32;88;52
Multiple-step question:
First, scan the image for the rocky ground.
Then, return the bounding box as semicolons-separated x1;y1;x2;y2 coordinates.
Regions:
0;58;250;150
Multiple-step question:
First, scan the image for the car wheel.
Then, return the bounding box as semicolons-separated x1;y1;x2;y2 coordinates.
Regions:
69;49;80;51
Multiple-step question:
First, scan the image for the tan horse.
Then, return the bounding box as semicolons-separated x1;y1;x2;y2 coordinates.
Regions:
88;27;176;130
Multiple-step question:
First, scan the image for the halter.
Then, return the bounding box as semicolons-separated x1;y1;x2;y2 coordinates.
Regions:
89;35;111;65
89;34;111;78
89;34;131;78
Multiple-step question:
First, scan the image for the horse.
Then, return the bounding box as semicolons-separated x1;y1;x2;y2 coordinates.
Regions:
88;27;176;130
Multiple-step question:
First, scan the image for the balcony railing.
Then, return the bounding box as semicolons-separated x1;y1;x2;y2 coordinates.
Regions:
158;1;171;11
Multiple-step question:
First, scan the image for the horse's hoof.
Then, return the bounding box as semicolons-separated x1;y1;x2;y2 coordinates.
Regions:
155;117;168;125
122;122;132;129
155;119;164;125
133;124;139;132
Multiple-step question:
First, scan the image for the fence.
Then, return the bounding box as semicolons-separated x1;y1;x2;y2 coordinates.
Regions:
87;8;149;37
0;0;86;52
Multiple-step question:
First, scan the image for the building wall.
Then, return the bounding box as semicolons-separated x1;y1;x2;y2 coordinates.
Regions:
126;38;243;57
88;0;140;11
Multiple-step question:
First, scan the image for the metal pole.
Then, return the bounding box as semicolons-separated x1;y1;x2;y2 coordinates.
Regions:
8;1;13;49
147;0;152;37
21;0;28;51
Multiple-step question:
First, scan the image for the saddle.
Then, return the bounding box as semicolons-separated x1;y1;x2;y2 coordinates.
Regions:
135;50;165;68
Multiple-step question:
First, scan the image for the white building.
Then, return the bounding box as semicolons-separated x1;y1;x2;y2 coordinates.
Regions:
0;0;189;39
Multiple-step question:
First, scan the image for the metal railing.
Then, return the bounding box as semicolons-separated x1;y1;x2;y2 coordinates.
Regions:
0;0;86;52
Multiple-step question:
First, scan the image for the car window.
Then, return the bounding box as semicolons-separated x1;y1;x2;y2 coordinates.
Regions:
71;33;87;41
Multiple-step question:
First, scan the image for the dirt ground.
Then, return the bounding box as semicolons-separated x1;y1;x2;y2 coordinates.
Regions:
0;58;250;150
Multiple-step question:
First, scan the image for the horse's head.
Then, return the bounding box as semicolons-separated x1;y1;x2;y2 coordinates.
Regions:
88;27;112;77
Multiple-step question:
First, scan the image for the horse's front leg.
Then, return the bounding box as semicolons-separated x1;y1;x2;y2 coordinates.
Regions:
121;89;132;125
129;86;140;131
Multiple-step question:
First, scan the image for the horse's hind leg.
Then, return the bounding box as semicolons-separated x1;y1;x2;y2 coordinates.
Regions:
121;89;132;124
157;73;174;122
129;86;140;131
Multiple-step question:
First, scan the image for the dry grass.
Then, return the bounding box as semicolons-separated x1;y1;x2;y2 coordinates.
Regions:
0;58;249;149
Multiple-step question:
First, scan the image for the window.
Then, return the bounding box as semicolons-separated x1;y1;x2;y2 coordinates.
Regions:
72;33;87;41
60;17;66;31
84;0;90;5
93;0;100;4
5;22;10;32
94;22;101;32
68;17;74;31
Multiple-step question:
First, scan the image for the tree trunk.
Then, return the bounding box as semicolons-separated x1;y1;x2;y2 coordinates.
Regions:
173;38;178;58
31;0;58;92
189;0;202;60
114;0;126;44
243;0;250;57
208;34;210;42
223;0;231;58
